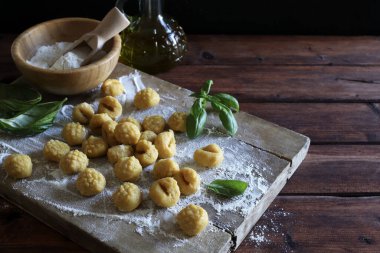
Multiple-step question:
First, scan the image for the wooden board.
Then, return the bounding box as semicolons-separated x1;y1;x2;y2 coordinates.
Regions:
0;63;309;253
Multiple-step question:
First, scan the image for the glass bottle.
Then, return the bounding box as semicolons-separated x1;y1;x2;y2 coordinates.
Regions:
117;0;187;74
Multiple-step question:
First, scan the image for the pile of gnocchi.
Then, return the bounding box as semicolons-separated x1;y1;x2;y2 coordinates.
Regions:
2;79;225;237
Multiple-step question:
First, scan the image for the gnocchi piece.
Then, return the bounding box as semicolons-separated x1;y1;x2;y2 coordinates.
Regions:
101;79;125;97
114;156;142;182
89;113;113;135
43;140;70;162
135;140;158;167
152;158;180;180
3;154;32;179
176;204;209;236
76;168;106;196
154;130;176;159
142;115;166;134
149;177;180;208
139;130;157;143
102;120;118;146
114;122;141;145
98;96;122;119
193;144;224;168
82;135;108;158
174;167;200;195
112;182;142;212
134;88;160;109
107;144;134;164
72;102;94;125
62;122;86;146
119;117;142;131
168;112;187;132
59;150;89;175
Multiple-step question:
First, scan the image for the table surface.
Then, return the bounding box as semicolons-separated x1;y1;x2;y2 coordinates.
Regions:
1;34;379;253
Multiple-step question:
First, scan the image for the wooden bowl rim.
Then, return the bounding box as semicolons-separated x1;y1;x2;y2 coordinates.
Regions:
11;17;121;74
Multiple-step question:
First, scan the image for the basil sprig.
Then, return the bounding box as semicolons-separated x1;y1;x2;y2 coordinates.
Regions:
0;98;67;135
187;80;239;139
207;179;248;198
0;80;66;135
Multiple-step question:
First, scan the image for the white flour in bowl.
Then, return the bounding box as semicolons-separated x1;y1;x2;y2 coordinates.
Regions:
27;42;87;70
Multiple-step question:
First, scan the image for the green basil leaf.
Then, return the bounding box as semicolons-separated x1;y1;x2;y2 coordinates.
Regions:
214;93;239;112
201;80;213;94
0;98;67;135
0;82;42;114
190;92;207;99
219;107;238;135
211;100;227;112
190;98;205;115
207;179;248;197
186;108;207;139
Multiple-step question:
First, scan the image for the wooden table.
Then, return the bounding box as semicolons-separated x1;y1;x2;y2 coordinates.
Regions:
1;34;379;252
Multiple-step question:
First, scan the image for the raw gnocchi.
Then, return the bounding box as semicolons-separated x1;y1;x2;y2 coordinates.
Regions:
193;144;224;168
176;204;208;236
43;139;70;162
114;156;142;182
142;115;166;134
112;182;142;212
101;79;125;97
62;122;86;146
134;88;160;109
89;113;113;135
3;154;32;179
135;140;158;167
97;96;122;119
76;168;106;196
154;130;176;159
152;158;179;179
167;112;187;132
149;177;180;208
72;102;94;125
59;150;88;175
114;122;141;145
82;135;108;158
174;167;200;196
107;144;134;164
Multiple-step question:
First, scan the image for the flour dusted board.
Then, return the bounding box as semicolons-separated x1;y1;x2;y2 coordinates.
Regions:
0;63;310;253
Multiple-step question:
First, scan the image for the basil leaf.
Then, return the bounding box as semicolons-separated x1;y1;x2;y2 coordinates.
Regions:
207;179;248;197
214;93;239;112
210;100;227;112
201;80;213;94
0;82;41;115
186;108;207;139
218;107;238;135
0;98;67;135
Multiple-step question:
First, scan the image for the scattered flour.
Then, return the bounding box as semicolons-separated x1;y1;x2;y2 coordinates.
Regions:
0;71;278;249
27;41;88;70
248;207;291;249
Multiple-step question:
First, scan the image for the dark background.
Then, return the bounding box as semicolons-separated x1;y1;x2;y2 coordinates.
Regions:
2;0;380;34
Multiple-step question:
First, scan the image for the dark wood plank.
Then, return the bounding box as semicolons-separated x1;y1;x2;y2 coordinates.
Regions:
281;145;380;195
240;103;380;143
184;35;380;66
2;196;380;253
0;201;88;253
158;65;380;102
237;196;380;253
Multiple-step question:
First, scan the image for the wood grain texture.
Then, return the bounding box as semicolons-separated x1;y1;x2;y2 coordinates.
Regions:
281;145;380;195
158;65;380;102
183;35;380;66
240;103;380;143
238;196;380;253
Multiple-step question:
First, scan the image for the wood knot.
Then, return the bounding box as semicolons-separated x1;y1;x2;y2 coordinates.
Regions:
202;51;214;60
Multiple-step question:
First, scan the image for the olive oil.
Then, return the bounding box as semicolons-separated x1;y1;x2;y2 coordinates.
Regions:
119;0;187;74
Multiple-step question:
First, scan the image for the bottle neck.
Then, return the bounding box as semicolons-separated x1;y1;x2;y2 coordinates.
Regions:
140;0;162;18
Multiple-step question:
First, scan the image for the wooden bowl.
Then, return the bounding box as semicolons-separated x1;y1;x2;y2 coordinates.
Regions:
11;18;121;95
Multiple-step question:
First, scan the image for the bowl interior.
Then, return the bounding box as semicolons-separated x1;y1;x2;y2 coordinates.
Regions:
16;18;115;63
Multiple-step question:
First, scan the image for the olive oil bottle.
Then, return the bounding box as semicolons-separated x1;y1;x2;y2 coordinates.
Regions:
118;0;187;74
